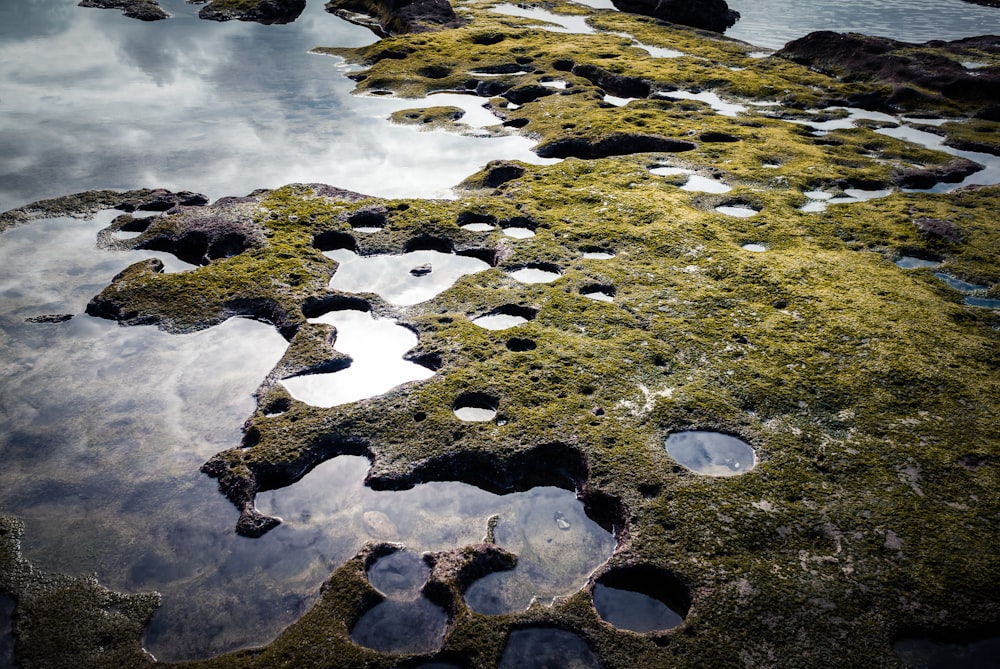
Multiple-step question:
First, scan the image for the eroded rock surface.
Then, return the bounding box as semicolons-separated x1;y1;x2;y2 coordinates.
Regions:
610;0;739;33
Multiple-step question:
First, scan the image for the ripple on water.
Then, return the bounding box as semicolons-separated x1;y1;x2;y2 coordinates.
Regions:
664;431;757;476
499;628;602;669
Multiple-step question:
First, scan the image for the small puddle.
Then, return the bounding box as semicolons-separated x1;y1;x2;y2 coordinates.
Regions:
965;297;1000;309
280;309;435;408
603;94;637;107
453;393;499;422
657;90;747;117
541;80;569;89
582;250;615;260
741;243;768;253
351;550;448;654
461;222;496;232
324;249;491;305
895;256;941;269
420;92;504;129
463;486;616;614
800;188;892;212
649;166;730;193
593;584;683;633
508;265;562;284
490;4;596;34
894;636;1000;668
499;628;603;669
934;273;987;293
664;431;757;477
581;287;615;302
503;227;536;239
716;205;758;218
473;314;528;330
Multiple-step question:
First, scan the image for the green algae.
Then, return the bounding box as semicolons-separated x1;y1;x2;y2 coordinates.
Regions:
5;1;1000;667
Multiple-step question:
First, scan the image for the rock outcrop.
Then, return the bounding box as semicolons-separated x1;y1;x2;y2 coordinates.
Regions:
325;0;465;35
779;31;1000;116
609;0;739;33
77;0;168;21
197;0;307;24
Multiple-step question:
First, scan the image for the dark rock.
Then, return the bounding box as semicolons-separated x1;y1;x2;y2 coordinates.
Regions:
572;64;651;99
778;31;1000;117
137;199;266;265
409;263;433;276
610;0;739;33
891;158;982;189
962;0;1000;6
482;162;526;188
503;85;556;105
24;314;74;324
325;0;465;35
700;131;741;142
535;133;697;159
914;217;963;244
78;0;168;21
198;0;306;24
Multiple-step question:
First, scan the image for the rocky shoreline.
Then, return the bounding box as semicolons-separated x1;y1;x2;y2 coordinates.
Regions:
3;0;1000;668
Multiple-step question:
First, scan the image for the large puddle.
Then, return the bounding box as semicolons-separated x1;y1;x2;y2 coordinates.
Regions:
257;456;617;616
499;628;603;669
324;249;492;305
280;309;435;407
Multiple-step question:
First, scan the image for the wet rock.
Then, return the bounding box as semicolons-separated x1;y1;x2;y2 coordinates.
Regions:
610;0;739;33
535;133;697;159
78;0;168;21
198;0;306;23
572;64;651;99
778;32;1000;117
24;314;74;324
325;0;465;35
891;158;983;189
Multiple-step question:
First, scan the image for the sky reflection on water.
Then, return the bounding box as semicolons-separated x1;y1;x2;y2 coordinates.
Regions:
0;0;547;210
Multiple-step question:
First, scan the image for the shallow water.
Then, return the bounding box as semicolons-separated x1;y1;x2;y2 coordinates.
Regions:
279;310;435;408
351;597;449;653
664;431;756;476
895;257;941;270
741;243;768;253
472;313;530;330
257;458;616;617
325;249;492;305
658;90;747;117
454;406;499;421
0;216;298;662
0;0;547;208
718;206;758;218
508;267;563;283
725;0;1000;50
592;583;683;633
491;3;597;34
498;628;602;669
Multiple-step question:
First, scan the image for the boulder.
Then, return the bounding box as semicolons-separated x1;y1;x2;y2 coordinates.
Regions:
325;0;465;35
78;0;168;21
197;0;307;23
609;0;739;33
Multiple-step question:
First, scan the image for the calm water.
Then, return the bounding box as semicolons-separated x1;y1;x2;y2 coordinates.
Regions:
2;0;998;664
0;0;547;209
726;0;1000;49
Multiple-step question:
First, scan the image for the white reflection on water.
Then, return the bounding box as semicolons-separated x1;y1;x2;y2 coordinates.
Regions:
280;310;435;408
725;0;1000;49
0;214;295;661
0;0;547;209
325;249;492;305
